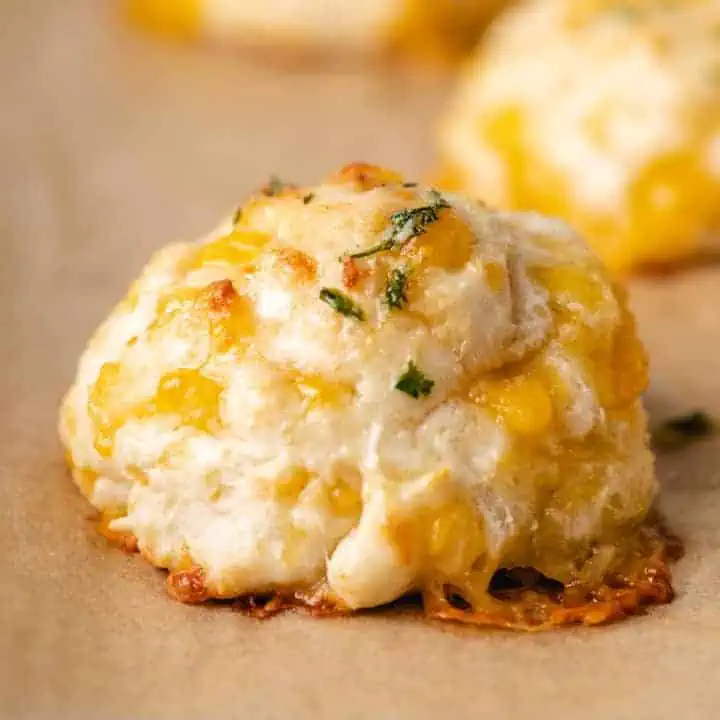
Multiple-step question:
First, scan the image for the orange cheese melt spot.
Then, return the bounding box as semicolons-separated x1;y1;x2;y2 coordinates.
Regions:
189;231;271;271
126;0;201;40
387;493;486;579
595;298;649;409
330;163;405;191
625;149;720;268
531;265;605;312
153;369;222;432
484;261;507;292
89;365;223;458
471;373;554;438
74;467;99;496
203;281;256;352
155;281;256;353
88;361;126;458
404;210;475;271
326;478;362;518
483;106;573;221
389;0;505;64
289;371;355;412
274;466;314;504
427;502;485;578
530;266;647;411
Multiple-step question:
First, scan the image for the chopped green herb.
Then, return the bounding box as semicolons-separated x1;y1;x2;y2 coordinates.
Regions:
385;265;411;310
395;362;434;399
347;190;450;260
652;411;718;451
346;236;396;260
264;175;288;197
402;182;418;188
302;192;315;205
319;288;365;321
232;206;243;225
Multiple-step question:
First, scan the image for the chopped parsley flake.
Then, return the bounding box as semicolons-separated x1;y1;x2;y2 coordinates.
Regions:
347;190;450;260
232;206;243;225
385;265;411;310
395;362;434;399
302;192;315;205
652;411;717;451
319;288;365;321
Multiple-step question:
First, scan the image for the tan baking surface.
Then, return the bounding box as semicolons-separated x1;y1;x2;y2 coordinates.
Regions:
2;2;719;718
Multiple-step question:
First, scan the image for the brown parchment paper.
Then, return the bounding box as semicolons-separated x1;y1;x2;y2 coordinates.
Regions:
2;2;720;718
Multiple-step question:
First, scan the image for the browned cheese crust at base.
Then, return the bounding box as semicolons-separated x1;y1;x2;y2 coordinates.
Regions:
424;522;682;630
100;519;680;631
